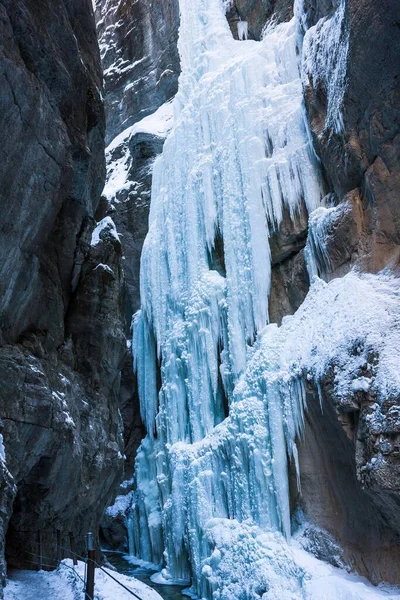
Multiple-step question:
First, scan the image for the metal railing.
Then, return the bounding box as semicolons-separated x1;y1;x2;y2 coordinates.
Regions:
14;530;145;600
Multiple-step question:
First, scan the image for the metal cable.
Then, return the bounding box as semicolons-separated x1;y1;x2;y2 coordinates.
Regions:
95;564;144;600
22;550;87;585
20;542;146;599
54;543;144;598
23;558;90;597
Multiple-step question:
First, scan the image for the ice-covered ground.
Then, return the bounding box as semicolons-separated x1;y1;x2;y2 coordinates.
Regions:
4;560;163;600
192;519;400;600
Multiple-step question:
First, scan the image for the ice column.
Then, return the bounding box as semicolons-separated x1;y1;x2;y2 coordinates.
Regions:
237;20;248;40
132;0;325;591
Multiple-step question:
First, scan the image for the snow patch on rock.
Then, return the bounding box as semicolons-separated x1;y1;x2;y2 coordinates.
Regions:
91;217;120;246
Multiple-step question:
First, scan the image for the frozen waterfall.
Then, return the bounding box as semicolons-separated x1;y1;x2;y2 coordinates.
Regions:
131;0;329;595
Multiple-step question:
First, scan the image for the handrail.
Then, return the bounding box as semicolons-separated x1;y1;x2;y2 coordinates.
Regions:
17;536;148;600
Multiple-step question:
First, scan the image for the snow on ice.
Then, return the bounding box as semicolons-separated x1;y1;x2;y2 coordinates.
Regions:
4;560;162;600
91;216;120;246
104;101;175;205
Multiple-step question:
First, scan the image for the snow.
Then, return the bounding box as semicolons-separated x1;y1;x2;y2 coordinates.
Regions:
106;102;174;155
188;519;400;600
299;0;349;134
103;101;174;204
4;568;76;600
4;560;163;600
91;217;120;246
94;263;115;275
106;492;134;518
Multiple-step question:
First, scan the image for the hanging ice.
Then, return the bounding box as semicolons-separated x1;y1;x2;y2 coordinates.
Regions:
299;0;349;134
131;0;329;595
237;20;248;40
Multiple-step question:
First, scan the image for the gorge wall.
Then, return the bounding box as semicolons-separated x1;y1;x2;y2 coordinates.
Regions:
0;0;126;592
0;0;399;598
297;0;400;582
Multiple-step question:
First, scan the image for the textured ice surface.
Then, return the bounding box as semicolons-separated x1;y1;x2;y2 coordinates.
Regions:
0;434;5;462
136;0;324;446
299;0;349;134
304;205;337;279
237;21;248;40
130;0;399;598
133;271;400;598
194;519;400;600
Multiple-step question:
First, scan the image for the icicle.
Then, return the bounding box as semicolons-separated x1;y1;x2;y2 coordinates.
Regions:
237;20;248;40
301;0;349;134
132;0;325;591
304;206;335;280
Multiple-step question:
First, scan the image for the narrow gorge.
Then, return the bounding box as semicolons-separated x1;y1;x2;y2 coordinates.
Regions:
0;0;399;599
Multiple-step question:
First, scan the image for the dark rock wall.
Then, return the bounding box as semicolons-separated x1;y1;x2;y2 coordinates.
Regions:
0;0;126;589
0;0;105;346
94;0;181;486
226;0;293;39
96;0;180;144
296;0;400;583
302;0;400;273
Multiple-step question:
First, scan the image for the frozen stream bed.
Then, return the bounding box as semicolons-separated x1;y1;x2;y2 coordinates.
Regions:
106;552;189;600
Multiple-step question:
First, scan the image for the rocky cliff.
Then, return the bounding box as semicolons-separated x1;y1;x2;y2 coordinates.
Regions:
296;0;400;582
1;0;396;594
0;0;126;591
92;1;181;498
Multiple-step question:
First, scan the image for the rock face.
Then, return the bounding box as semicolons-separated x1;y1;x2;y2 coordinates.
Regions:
302;0;400;273
226;0;293;39
0;0;126;590
0;0;105;347
96;0;180;144
105;128;168;313
295;0;400;583
94;0;180;492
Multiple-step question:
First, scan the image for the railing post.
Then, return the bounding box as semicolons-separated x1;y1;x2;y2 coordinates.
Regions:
69;531;78;566
85;532;95;600
57;530;62;563
37;530;42;571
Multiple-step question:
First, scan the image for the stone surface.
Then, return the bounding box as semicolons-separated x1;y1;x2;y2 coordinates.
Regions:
296;2;400;579
94;0;181;495
302;0;400;271
106;130;166;313
0;224;127;573
226;0;294;39
297;382;400;584
95;0;180;144
269;201;310;324
0;0;105;347
0;0;127;589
